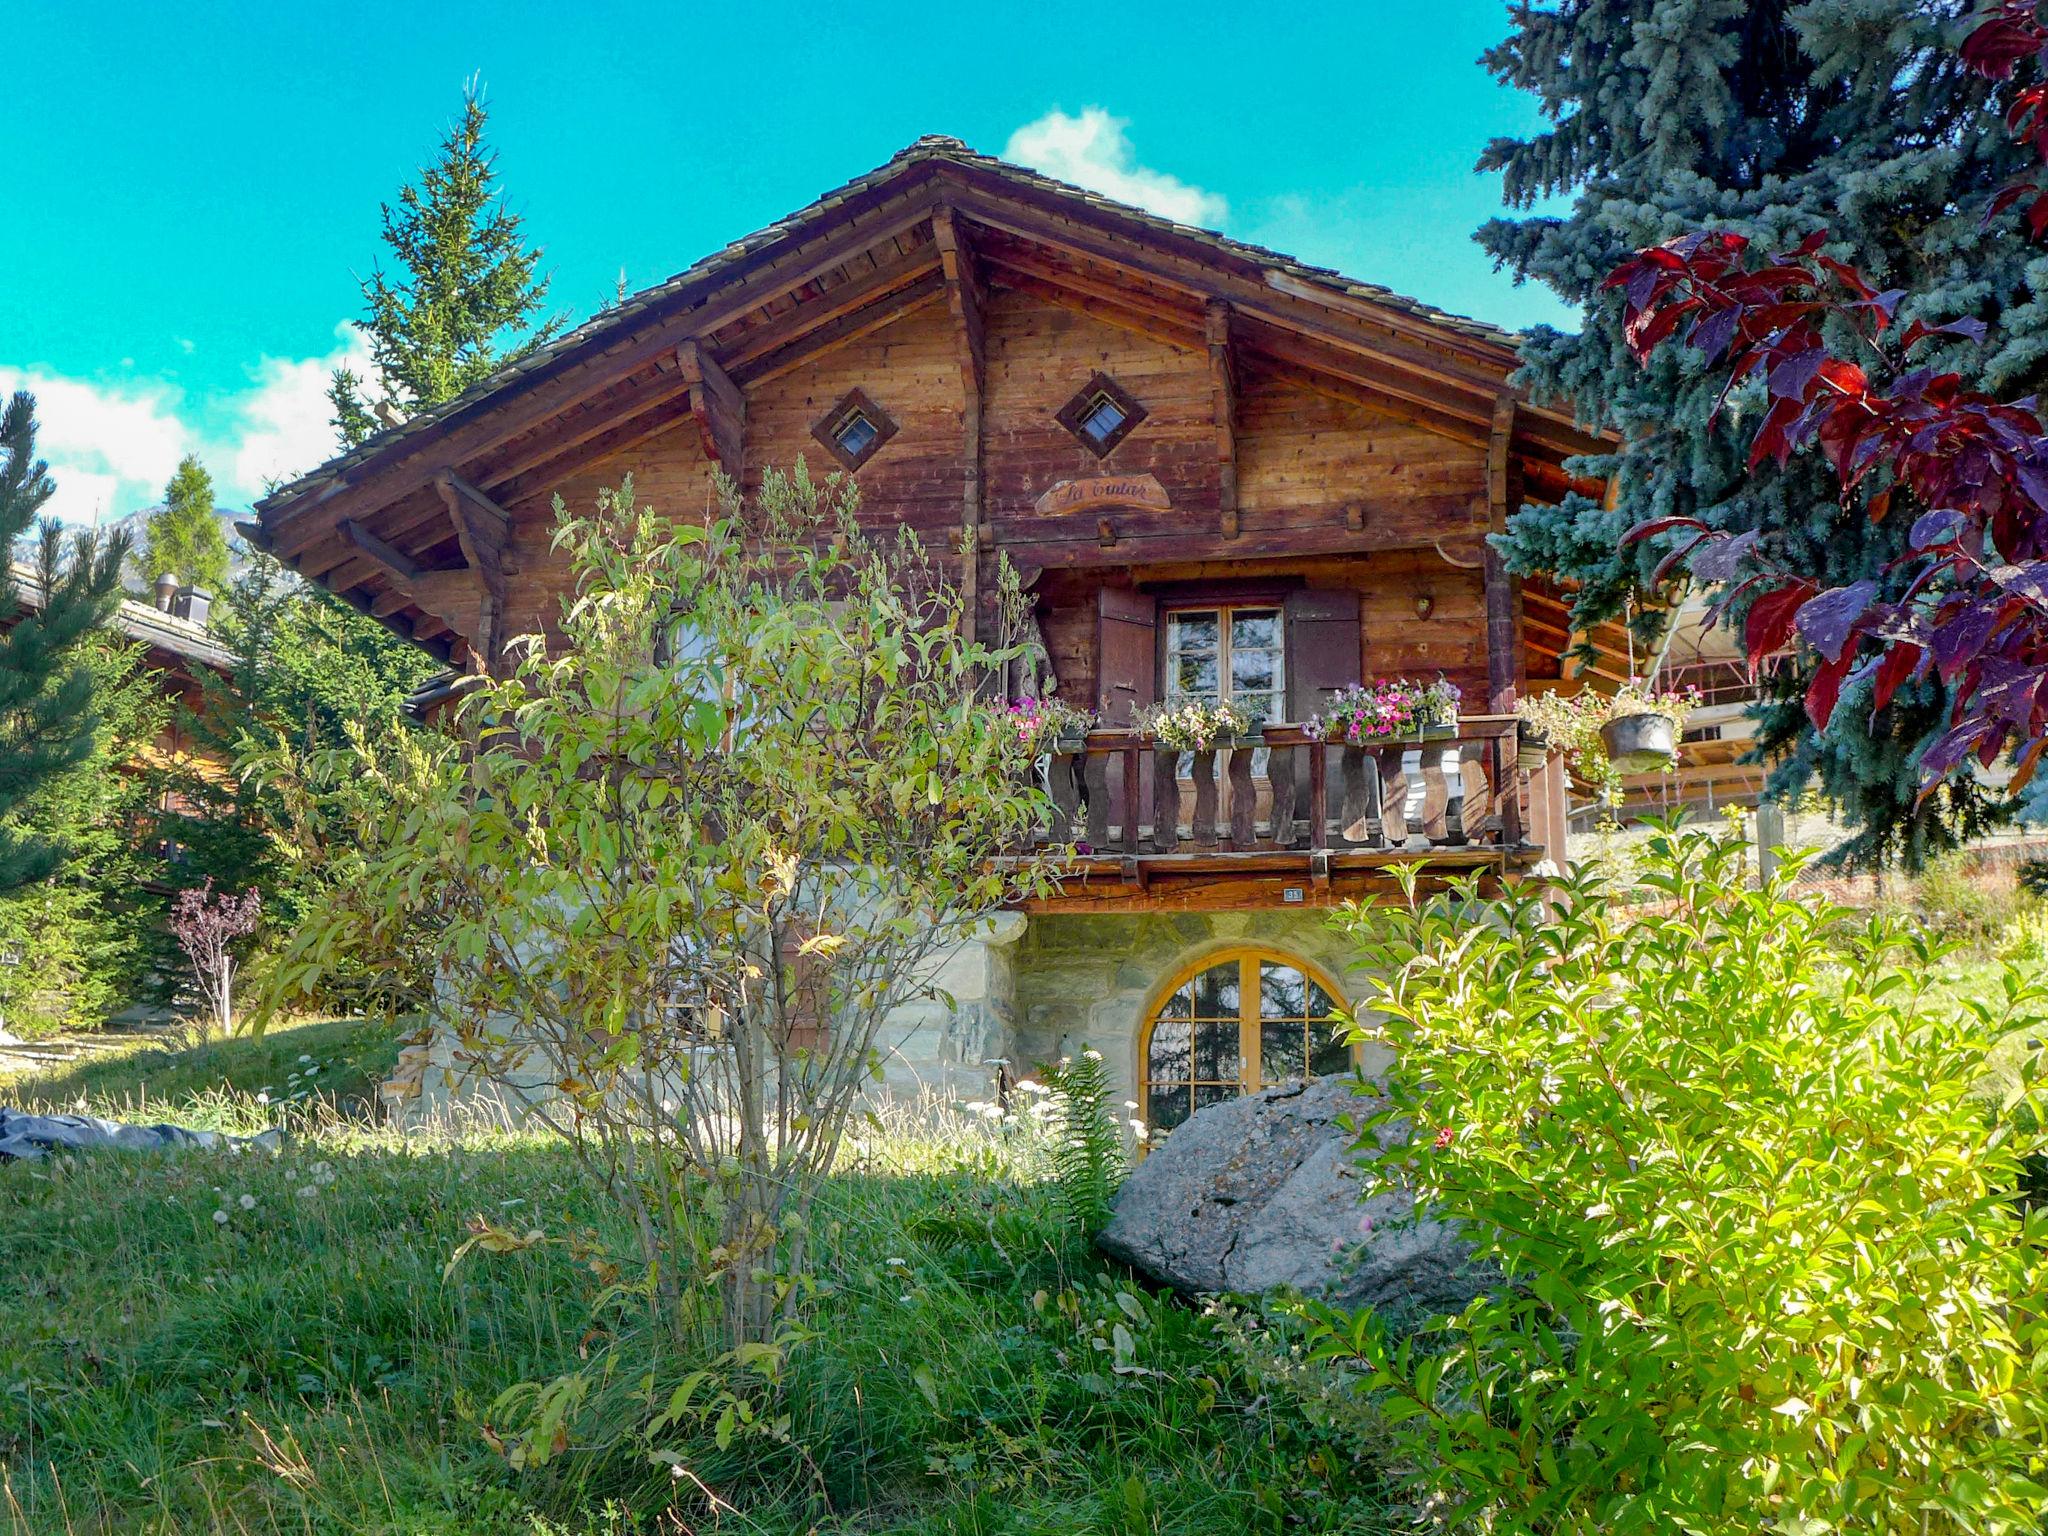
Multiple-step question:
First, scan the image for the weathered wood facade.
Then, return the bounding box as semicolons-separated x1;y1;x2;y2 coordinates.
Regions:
247;137;1607;914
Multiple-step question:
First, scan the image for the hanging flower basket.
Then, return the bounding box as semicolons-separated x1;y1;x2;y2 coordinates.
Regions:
1599;711;1678;774
1516;721;1553;772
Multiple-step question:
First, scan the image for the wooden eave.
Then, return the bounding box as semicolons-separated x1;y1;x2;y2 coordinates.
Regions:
246;138;1611;665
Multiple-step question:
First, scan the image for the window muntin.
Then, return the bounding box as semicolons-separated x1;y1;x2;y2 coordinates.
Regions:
1076;391;1128;446
1141;952;1347;1134
1165;606;1285;725
1055;372;1146;457
810;387;897;471
831;408;879;460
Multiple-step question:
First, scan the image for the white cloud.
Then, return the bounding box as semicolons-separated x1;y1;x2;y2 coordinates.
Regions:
1003;109;1227;229
1;322;379;527
229;324;379;498
0;369;190;528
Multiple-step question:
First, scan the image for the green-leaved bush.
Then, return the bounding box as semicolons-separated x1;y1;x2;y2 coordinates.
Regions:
1311;826;2048;1533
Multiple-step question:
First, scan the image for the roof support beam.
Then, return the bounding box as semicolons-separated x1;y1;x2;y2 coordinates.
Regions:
1205;301;1239;540
435;470;514;675
335;517;425;583
1483;394;1522;715
676;339;746;474
933;208;985;640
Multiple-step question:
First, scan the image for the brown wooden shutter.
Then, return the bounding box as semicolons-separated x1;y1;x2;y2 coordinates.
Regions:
1284;588;1362;722
1096;587;1158;725
1284;588;1362;822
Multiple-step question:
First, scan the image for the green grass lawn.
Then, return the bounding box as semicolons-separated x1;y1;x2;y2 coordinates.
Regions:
0;1021;1392;1536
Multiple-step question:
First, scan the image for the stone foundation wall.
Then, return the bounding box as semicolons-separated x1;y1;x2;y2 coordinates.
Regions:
1005;909;1384;1106
389;908;1382;1122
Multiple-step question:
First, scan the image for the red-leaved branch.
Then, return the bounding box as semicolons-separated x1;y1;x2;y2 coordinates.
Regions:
1604;2;2048;795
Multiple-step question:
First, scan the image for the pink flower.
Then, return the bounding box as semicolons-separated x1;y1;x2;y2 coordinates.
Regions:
1432;1125;1456;1150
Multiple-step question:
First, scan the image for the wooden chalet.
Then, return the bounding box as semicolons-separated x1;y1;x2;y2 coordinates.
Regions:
247;136;1612;1116
5;563;235;787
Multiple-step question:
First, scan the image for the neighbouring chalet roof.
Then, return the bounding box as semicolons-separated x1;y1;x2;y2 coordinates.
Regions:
7;562;238;674
257;136;1556;518
245;134;1614;673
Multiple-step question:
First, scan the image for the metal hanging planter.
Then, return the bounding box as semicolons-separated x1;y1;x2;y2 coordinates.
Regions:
1516;722;1553;772
1600;711;1678;774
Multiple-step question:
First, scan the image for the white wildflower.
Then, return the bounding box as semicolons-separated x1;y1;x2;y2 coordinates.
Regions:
212;1210;229;1225
237;1193;256;1211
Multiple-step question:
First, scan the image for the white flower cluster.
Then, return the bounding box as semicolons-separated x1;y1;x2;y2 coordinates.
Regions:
1135;696;1259;752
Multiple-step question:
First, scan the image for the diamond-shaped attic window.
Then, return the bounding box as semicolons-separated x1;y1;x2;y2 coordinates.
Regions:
1056;372;1146;458
812;388;897;472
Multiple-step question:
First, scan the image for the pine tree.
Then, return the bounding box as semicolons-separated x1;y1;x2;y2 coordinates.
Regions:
328;81;561;448
0;391;129;892
137;454;229;596
1480;1;2041;864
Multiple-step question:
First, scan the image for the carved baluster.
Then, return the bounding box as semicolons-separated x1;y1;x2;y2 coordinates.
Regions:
1308;741;1328;852
1339;746;1374;847
1496;738;1524;848
1048;749;1080;843
1375;747;1408;848
1431;744;1468;846
1267;744;1298;847
1120;743;1142;854
1151;747;1181;854
1400;746;1430;850
1083;749;1110;851
1191;749;1219;848
1458;746;1491;844
1227;743;1257;848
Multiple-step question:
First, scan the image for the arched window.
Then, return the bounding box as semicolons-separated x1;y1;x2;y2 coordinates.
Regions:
1139;950;1350;1134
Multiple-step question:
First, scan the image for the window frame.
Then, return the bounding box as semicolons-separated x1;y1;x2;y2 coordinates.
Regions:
1055;371;1147;458
1136;947;1353;1136
1162;602;1287;723
811;387;899;472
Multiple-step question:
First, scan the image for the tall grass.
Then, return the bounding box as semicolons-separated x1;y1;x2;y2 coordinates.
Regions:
0;1027;1394;1535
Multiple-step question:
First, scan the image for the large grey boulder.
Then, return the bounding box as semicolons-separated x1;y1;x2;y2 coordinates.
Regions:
1098;1075;1488;1323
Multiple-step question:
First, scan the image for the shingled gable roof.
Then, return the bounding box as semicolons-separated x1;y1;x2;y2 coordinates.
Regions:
253;134;1595;528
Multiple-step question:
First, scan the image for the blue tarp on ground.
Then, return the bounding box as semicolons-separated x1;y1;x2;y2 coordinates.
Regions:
0;1107;280;1161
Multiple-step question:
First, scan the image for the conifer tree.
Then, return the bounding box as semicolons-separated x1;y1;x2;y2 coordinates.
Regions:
137;454;229;596
1480;1;2040;864
0;391;128;891
328;81;561;447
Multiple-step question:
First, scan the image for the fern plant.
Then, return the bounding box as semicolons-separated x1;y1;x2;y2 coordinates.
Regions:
1042;1048;1127;1237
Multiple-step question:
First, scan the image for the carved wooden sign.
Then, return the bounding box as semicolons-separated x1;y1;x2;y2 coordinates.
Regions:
1033;472;1171;518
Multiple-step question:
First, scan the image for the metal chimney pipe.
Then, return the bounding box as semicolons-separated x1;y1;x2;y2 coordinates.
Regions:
153;572;179;612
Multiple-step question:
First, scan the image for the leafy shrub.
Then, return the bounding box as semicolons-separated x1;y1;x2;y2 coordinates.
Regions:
1310;826;2048;1533
1041;1048;1127;1236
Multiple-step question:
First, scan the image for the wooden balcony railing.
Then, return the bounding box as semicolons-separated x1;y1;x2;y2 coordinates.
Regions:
1031;714;1529;861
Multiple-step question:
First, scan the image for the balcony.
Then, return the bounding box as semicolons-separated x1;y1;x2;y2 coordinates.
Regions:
1014;715;1550;912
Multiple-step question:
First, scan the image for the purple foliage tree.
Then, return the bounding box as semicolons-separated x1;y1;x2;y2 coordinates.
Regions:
1602;4;2048;804
169;879;262;1038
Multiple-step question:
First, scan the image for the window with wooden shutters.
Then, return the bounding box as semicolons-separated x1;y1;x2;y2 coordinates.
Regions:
1163;606;1286;724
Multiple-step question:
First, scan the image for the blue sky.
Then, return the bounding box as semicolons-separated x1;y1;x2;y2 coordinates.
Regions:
2;0;1577;526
